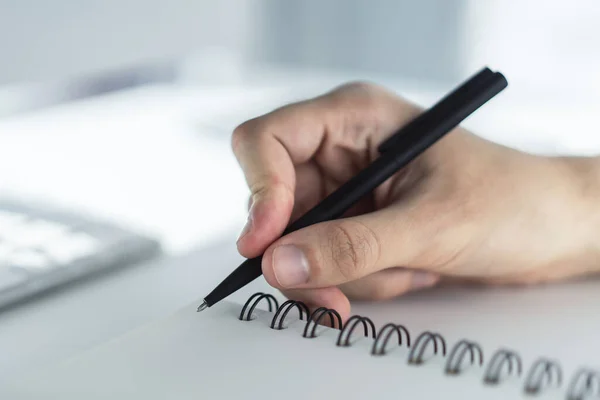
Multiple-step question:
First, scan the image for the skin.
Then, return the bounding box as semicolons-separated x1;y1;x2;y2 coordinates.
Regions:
232;81;600;321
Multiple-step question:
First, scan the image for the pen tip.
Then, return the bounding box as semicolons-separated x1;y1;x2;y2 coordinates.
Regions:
196;300;208;312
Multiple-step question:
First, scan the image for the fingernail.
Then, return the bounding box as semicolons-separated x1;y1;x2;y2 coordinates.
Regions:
236;210;254;243
411;272;438;290
272;245;310;287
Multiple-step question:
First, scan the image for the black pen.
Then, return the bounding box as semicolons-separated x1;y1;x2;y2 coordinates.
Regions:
198;67;507;312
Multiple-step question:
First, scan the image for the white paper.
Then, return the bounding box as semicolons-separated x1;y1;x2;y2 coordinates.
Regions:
8;279;600;399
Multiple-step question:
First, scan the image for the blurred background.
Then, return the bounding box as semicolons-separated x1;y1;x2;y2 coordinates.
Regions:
1;0;600;384
1;0;599;253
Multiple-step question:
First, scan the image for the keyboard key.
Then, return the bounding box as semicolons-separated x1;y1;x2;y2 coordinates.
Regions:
4;219;68;248
44;232;99;264
5;247;55;271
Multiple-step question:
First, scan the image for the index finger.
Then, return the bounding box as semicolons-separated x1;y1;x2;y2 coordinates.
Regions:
232;82;421;258
231;98;330;258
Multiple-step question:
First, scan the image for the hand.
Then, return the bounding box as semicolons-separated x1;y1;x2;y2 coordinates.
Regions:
232;81;600;320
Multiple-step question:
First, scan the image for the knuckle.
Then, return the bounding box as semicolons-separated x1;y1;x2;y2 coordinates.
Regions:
248;175;293;204
333;80;378;96
324;221;379;280
323;81;389;147
231;118;259;154
326;81;380;107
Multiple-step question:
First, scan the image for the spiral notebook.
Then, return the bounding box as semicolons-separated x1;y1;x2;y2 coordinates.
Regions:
5;279;600;400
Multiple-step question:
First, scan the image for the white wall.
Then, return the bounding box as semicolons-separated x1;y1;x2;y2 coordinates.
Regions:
0;0;255;85
462;0;600;96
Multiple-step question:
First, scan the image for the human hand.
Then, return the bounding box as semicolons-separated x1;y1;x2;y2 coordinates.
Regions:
232;81;600;320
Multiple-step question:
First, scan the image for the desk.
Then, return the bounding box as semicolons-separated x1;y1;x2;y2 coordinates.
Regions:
0;236;277;384
0;80;320;383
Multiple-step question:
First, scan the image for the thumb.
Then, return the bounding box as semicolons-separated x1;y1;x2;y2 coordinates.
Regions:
261;207;432;290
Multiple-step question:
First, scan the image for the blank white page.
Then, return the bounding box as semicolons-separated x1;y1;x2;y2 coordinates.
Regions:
6;279;600;400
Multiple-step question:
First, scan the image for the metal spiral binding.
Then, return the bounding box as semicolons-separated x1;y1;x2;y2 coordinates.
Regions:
566;369;600;400
371;323;411;356
239;292;279;321
238;292;600;399
444;340;483;375
407;331;447;365
302;307;343;338
483;349;522;385
270;299;310;330
523;358;562;395
336;315;376;347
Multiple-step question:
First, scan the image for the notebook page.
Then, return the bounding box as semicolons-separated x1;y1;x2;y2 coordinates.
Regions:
351;278;600;380
5;284;585;400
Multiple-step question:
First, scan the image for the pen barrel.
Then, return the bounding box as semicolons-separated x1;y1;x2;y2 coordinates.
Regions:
285;72;507;235
386;72;507;156
283;151;408;233
377;67;496;153
205;257;263;306
203;67;508;308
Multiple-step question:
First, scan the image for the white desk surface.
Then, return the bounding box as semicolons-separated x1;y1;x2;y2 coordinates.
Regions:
0;80;329;384
0;72;598;386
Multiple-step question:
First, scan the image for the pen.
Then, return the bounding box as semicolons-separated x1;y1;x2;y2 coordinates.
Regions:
198;67;507;312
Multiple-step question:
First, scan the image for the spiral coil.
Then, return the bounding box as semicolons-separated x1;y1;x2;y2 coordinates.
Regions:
270;299;310;330
483;349;522;385
302;307;343;338
336;315;377;347
407;331;447;365
371;323;411;356
566;369;600;400
524;358;562;395
445;340;483;375
240;292;598;398
239;292;279;321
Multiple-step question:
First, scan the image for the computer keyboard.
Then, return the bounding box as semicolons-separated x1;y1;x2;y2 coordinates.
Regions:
0;197;161;310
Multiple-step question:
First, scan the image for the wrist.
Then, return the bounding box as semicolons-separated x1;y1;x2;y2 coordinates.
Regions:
561;155;600;205
559;155;600;267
